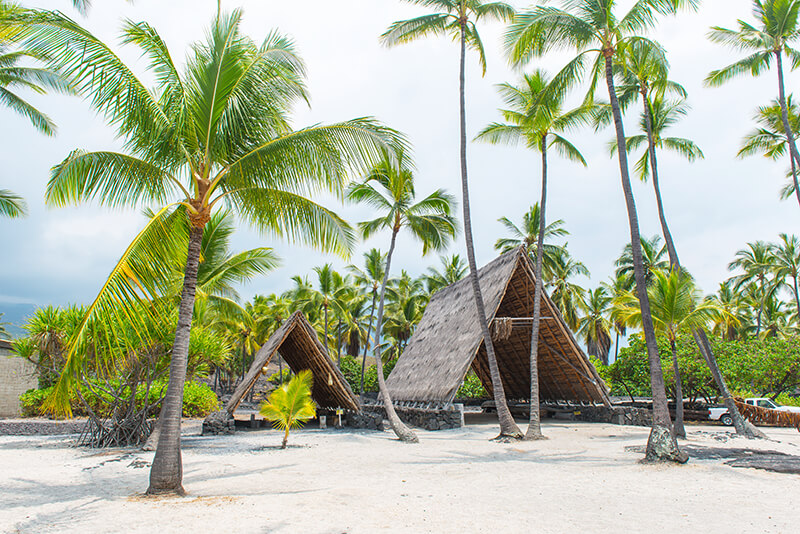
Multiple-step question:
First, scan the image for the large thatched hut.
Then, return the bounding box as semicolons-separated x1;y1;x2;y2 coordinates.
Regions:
386;247;610;406
226;311;359;413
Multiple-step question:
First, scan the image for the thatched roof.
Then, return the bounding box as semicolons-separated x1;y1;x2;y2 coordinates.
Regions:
225;311;360;413
386;247;610;405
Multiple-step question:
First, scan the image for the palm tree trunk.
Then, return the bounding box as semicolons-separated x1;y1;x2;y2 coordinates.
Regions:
373;227;418;443
336;318;342;367
525;135;548;441
147;225;204;495
641;91;680;267
792;274;800;321
692;329;764;438
282;427;289;449
614;330;620;363
361;290;377;398
669;338;685;439
604;53;685;463
641;93;756;439
775;51;800;209
458;20;521;440
757;277;764;336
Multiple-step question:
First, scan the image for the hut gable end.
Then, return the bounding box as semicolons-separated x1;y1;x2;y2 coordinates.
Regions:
386;248;610;406
225;312;360;413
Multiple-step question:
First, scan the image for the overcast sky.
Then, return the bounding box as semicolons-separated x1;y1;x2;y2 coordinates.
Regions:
1;0;798;323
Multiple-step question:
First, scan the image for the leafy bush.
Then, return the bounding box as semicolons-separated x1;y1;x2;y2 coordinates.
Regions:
339;355;396;393
456;372;488;399
267;368;292;384
603;331;800;401
20;380;219;418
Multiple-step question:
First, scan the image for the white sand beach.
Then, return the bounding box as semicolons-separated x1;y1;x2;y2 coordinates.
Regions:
2;418;799;534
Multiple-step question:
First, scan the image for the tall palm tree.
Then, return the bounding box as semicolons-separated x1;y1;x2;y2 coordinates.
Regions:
505;0;698;462
773;233;800;320
477;69;593;441
547;247;589;331
302;264;351;363
347;150;457;443
728;241;776;336
21;11;402;495
493;204;569;281
618;270;720;438
707;0;800;209
423;254;468;295
382;0;522;439
579;287;613;365
348;248;386;396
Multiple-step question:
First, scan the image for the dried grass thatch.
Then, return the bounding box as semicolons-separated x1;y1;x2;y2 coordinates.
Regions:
386;247;610;405
225;312;359;413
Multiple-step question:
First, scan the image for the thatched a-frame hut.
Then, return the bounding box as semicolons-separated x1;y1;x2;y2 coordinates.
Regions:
386;247;611;406
225;311;360;413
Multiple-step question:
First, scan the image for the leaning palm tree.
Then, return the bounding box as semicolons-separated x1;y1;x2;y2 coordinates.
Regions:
707;0;800;209
347;248;386;396
728;241;776;336
347;150;457;443
477;69;591;440
618;270;721;439
19;11;402;495
505;0;698;462
382;0;522;440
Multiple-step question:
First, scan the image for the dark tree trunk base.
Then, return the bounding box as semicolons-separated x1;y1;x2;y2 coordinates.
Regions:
643;425;689;464
144;485;186;497
522;431;548;442
492;433;524;443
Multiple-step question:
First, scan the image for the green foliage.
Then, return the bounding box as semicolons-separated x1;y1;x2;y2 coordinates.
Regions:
456;372;488;399
267;368;292;384
604;332;800;401
339;355;397;394
19;379;218;418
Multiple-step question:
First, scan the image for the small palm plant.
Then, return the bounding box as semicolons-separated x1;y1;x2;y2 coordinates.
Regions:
259;369;317;449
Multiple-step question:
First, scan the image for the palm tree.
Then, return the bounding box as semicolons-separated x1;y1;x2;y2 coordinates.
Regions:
0;42;71;217
618;270;720;438
303;264;351;363
423;254;468;295
347;150;457;443
603;273;632;363
22;11;402;495
505;0;698;462
347;249;386;396
707;0;800;209
773;233;800;320
579;287;613;366
739;96;800;203
728;241;776;336
615;235;669;287
706;281;748;341
477;69;593;441
382;0;522;440
547;247;589;331
0;189;26;218
259;369;316;449
493;204;569;281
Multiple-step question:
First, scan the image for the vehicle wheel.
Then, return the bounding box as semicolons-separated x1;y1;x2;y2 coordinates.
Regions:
720;414;733;426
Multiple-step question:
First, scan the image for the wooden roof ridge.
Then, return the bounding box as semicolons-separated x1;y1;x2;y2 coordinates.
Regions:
225;311;360;413
386;246;610;405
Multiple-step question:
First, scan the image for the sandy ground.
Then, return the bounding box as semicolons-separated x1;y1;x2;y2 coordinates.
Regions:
1;416;799;534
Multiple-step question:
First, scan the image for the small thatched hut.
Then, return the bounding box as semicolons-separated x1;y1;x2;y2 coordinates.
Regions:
386;247;610;406
225;311;359;413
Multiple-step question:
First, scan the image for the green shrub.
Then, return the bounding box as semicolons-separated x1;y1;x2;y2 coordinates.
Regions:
19;380;219;418
267;368;292;384
456;372;488;399
339;355;397;394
